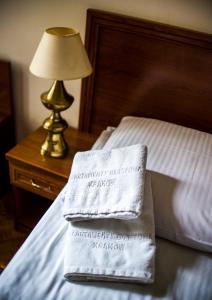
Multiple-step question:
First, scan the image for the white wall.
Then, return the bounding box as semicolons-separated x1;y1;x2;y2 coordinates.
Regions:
0;0;212;141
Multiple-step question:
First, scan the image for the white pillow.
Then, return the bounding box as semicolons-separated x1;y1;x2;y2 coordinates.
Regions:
103;116;212;252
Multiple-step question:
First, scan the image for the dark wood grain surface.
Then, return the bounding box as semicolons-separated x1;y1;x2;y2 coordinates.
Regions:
80;9;212;135
6;127;97;181
0;60;15;196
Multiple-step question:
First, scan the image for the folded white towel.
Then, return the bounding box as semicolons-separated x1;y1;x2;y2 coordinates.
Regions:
64;172;155;283
63;144;147;221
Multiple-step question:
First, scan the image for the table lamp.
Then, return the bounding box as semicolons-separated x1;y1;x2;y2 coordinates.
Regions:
29;27;92;158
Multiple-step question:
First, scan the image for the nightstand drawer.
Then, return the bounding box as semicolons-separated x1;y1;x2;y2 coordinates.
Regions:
9;162;66;200
6;127;96;231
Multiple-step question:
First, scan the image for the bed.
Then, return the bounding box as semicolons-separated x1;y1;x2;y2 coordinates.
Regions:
0;9;212;300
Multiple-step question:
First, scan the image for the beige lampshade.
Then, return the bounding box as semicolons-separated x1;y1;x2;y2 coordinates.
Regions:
29;27;92;80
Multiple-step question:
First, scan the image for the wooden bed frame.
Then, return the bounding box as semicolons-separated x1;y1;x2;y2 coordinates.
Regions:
79;9;212;135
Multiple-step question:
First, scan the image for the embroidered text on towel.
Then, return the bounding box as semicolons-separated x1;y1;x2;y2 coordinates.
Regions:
70;230;153;252
72;166;144;180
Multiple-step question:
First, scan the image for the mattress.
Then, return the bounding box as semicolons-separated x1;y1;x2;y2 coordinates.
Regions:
0;125;211;300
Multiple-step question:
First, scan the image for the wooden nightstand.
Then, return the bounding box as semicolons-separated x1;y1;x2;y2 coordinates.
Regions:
6;127;97;232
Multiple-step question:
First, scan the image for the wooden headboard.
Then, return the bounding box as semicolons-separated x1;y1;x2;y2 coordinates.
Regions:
79;9;212;135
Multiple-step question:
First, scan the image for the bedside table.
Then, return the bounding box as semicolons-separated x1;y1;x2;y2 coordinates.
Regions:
6;127;97;232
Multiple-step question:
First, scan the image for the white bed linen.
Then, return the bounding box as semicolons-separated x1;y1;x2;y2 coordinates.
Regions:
103;117;212;252
0;128;212;300
0;192;212;300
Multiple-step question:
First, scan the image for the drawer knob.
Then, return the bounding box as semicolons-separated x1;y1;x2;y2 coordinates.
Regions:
31;179;51;191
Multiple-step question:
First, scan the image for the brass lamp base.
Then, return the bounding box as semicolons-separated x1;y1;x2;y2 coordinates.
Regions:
40;80;74;158
41;132;67;158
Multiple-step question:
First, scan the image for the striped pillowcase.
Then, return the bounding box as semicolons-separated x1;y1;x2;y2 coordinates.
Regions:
103;116;212;253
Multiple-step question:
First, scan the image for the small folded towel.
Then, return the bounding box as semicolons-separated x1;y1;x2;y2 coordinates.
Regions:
64;172;155;283
63;144;147;221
